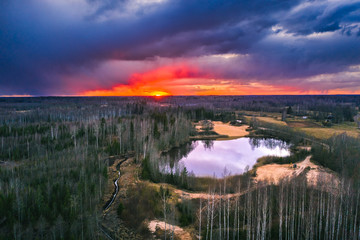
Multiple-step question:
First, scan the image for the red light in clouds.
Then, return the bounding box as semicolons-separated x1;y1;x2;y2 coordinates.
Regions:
80;64;360;96
81;64;201;96
129;65;198;85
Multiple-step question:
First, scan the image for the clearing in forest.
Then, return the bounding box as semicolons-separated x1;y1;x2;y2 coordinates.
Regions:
212;121;249;137
300;126;360;139
148;220;192;240
286;120;321;128
256;117;287;126
255;156;339;187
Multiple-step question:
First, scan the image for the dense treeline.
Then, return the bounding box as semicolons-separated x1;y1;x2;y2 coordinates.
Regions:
142;141;197;189
0;96;359;239
2;95;359;124
0;98;194;239
312;133;360;184
164;95;360;123
0;148;107;239
197;177;360;240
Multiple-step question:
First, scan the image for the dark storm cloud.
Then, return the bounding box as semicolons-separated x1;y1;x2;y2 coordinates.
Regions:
0;0;360;95
85;0;125;19
280;1;360;35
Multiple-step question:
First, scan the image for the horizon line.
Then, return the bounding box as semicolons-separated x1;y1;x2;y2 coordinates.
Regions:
2;94;360;98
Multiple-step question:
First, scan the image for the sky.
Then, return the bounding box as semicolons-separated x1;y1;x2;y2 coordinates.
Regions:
1;0;360;96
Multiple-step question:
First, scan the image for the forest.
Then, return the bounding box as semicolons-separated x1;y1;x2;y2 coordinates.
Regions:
0;96;359;239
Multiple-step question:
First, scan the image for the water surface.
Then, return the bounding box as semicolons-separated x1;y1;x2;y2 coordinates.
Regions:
161;138;291;178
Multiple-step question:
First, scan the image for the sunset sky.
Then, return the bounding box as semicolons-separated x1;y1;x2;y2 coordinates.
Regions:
1;0;360;96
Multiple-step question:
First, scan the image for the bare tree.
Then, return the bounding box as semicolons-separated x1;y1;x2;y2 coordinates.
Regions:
210;192;215;240
199;198;202;240
160;185;171;240
279;182;284;240
206;192;210;240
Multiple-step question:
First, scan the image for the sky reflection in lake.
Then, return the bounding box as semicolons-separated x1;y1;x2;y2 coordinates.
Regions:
165;138;290;178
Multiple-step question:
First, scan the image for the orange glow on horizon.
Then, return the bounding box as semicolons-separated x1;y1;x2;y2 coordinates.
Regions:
0;94;32;97
150;91;171;97
82;64;201;96
80;65;360;96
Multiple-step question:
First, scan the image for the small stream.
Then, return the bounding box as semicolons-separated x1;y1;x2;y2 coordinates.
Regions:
100;156;131;239
103;157;128;211
104;171;120;210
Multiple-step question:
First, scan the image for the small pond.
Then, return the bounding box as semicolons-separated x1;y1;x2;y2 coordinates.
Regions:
160;137;291;178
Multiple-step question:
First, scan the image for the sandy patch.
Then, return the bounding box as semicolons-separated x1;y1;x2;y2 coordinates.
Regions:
173;187;255;200
148;220;192;240
255;156;339;188
212;121;249;137
255;165;296;184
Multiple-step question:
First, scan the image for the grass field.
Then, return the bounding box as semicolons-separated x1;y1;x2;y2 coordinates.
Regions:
240;110;282;118
242;111;360;140
286;120;322;128
243;115;286;126
286;119;359;139
299;126;359;139
257;117;287;126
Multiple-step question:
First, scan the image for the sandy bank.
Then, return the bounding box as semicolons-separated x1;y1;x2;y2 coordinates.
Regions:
212;121;249;138
255;156;339;188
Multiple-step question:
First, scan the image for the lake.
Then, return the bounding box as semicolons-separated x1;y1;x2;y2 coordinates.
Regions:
160;137;291;178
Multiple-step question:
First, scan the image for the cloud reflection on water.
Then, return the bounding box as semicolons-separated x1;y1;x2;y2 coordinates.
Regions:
176;138;290;178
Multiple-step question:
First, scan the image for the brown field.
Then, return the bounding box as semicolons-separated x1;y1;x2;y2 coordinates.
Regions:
212;121;249;137
285;119;359;139
286;120;321;128
240;110;282;118
300;127;359;139
257;117;287;126
251;114;360;140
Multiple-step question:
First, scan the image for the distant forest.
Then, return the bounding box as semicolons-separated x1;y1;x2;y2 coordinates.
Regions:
0;95;359;239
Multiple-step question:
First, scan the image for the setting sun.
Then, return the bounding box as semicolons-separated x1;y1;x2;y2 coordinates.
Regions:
150;91;170;97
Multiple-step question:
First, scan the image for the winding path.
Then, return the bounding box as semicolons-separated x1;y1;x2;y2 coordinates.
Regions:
104;171;120;211
99;156;130;240
103;157;129;211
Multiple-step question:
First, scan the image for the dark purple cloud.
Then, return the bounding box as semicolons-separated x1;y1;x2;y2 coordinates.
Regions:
0;0;360;95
